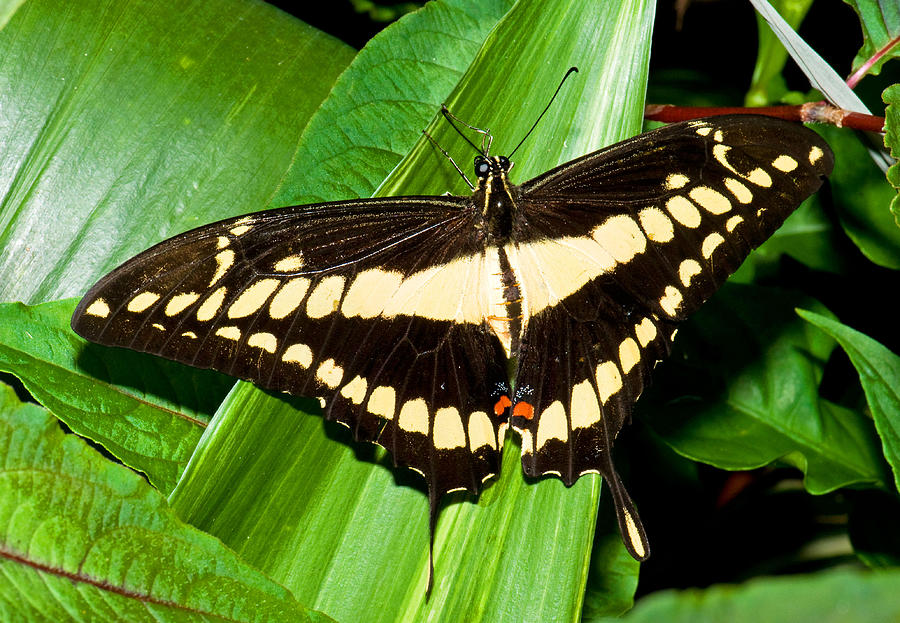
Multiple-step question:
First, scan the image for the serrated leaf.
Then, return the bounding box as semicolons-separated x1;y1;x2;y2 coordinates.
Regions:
797;309;900;493
645;284;889;493
0;382;333;623
0;300;231;493
881;83;900;231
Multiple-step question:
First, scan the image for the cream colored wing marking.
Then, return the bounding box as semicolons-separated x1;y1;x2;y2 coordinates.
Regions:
71;196;511;508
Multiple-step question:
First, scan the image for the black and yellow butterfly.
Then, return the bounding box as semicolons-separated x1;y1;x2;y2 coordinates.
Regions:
71;113;833;566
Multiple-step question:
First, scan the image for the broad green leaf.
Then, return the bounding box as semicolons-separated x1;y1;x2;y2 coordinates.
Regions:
0;382;333;623
0;0;354;305
747;0;815;106
821;123;900;270
169;0;656;621
797;309;900;493
606;568;900;623
645;284;888;493
882;84;900;230
272;0;518;206
0;300;231;493
844;0;900;78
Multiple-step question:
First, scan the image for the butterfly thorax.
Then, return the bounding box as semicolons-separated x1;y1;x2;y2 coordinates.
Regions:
471;155;524;359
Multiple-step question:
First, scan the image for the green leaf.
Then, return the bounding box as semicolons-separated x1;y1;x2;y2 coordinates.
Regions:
272;0;518;206
821;123;900;271
168;0;657;620
747;0;815;106
645;284;888;493
844;0;900;78
0;300;231;493
0;382;333;623
0;0;354;305
609;568;900;623
797;309;900;494
881;84;900;234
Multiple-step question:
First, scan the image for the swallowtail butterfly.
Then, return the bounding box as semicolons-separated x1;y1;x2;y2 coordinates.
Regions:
71;112;833;571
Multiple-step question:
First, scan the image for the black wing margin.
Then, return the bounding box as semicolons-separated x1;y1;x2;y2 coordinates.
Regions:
511;115;833;559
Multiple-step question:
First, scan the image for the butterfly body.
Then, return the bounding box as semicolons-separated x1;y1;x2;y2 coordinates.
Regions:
72;115;834;564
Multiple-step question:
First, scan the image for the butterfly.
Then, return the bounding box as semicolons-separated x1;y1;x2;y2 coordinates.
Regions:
71;111;834;574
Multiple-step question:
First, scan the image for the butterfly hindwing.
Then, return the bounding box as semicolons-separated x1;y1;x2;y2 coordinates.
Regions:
508;115;832;552
72;196;511;497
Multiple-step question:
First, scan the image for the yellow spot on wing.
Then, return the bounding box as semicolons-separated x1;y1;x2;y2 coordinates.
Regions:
196;286;227;322
306;275;346;318
468;411;495;450
619;337;640;374
624;508;646;558
725;215;744;232
368;386;397;420
342;269;403;319
340;376;368;405
570;380;601;429
536;401;568;448
316;358;344;388
228;279;280;318
229;225;252;236
210;249;235;287
659;285;683;317
165;292;200;316
127;292;160;313
273;254;304;272
678;259;702;287
247;332;277;353
397;396;426;432
723;178;753;204
809;145;824;165
701;232;725;258
269;278;311;319
689;186;731;214
215;326;241;341
745;167;772;187
772;154;798;172
665;196;701;228
595;362;622;403
85;299;110;318
664;173;689;190
282;343;313;368
634;317;657;347
638;207;674;243
433;407;466;449
592;215;647;262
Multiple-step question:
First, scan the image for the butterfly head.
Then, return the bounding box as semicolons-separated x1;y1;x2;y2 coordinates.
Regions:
474;155;512;180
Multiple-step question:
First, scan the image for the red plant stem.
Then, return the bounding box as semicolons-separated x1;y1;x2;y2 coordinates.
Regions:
645;103;885;133
847;35;900;89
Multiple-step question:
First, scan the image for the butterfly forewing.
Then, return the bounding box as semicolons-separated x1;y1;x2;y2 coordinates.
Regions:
72;114;834;569
72;196;511;496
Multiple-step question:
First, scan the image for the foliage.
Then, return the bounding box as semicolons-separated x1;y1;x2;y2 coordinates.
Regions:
0;0;898;621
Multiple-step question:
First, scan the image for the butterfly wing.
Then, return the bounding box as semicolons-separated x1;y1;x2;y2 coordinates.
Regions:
72;197;511;500
509;115;834;558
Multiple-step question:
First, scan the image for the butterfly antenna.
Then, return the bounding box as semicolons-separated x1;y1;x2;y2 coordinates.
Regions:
508;66;579;159
441;105;492;156
422;129;475;190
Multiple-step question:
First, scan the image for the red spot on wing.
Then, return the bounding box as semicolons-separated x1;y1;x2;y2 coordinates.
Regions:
494;395;511;416
513;401;534;420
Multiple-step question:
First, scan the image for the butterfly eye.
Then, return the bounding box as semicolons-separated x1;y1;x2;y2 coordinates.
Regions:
474;157;490;177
